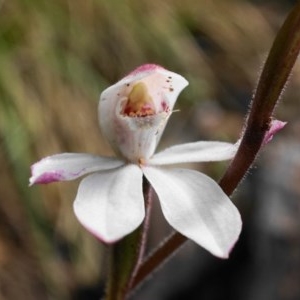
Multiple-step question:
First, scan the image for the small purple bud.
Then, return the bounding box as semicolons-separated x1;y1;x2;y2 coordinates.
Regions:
263;119;287;145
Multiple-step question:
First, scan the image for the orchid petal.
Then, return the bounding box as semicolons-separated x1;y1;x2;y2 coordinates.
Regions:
149;141;239;165
143;167;242;258
30;153;124;185
74;164;144;243
99;64;188;162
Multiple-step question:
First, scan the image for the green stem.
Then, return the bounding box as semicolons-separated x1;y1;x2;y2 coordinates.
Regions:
106;228;141;300
130;1;300;291
105;178;152;300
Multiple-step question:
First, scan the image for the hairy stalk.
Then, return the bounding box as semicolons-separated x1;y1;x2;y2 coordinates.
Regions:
130;1;300;291
127;178;153;291
130;231;186;291
220;1;300;195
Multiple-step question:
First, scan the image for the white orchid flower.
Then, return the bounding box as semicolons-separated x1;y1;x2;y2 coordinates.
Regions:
30;64;242;258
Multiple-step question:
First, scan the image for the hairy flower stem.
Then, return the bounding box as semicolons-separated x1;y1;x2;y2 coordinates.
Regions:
105;178;152;300
130;1;300;291
220;1;300;195
127;178;153;290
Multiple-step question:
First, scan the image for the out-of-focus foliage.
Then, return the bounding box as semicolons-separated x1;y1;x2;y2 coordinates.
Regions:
0;0;299;299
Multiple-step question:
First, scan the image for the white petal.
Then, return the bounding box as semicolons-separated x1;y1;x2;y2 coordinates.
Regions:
143;167;242;258
30;153;124;185
99;64;188;162
149;141;239;165
73;164;145;243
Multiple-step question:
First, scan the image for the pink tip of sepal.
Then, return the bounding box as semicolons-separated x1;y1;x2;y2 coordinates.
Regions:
29;164;66;186
33;172;65;185
263;119;287;145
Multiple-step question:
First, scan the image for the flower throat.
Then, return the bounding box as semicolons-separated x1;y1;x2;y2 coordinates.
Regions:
123;82;155;117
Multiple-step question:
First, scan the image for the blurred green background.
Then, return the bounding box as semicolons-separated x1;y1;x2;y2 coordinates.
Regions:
1;0;300;299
